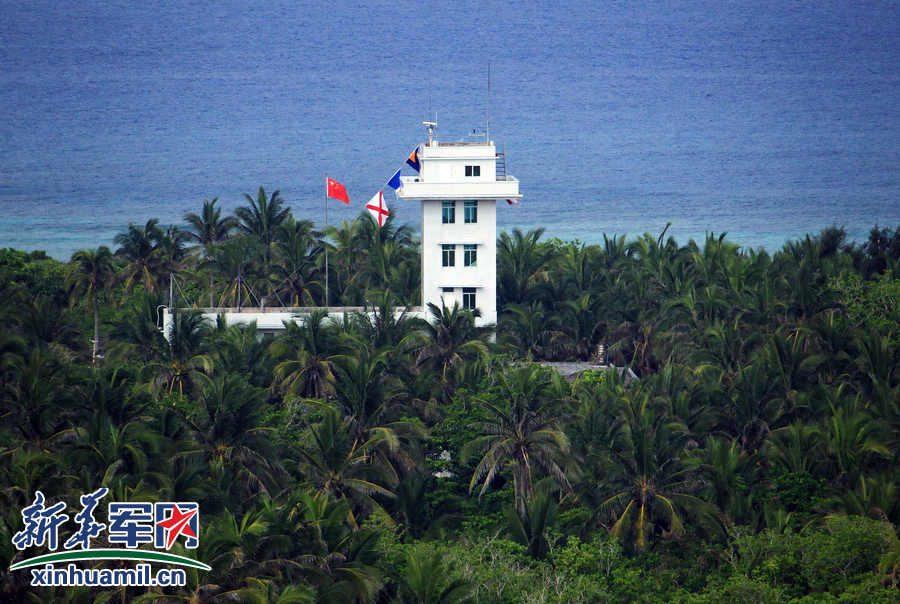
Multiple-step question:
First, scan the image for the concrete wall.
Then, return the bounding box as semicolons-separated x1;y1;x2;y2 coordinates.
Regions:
419;143;497;182
163;307;428;340
421;198;497;326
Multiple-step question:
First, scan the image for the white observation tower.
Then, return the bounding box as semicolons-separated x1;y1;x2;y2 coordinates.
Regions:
163;122;521;338
397;122;522;326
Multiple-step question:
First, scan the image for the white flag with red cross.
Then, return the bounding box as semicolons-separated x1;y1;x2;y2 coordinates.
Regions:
366;190;390;227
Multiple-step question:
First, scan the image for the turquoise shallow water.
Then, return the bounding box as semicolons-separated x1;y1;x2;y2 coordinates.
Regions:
1;0;898;259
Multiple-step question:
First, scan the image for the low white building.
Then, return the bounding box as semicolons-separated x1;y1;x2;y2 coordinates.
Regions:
163;124;521;337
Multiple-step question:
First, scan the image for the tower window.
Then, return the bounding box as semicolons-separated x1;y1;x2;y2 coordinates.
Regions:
441;201;455;223
464;244;477;267
464;200;478;223
465;165;481;177
462;287;476;310
441;244;455;267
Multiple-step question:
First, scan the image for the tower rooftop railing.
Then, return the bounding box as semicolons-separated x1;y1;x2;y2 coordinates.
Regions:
432;141;493;147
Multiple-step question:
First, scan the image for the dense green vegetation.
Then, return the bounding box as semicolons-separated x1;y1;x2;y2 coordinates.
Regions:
1;191;899;602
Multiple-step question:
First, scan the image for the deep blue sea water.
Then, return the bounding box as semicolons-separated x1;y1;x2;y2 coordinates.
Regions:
1;0;898;259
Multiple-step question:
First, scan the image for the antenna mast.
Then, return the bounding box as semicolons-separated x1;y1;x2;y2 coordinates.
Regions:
423;119;436;146
486;62;491;143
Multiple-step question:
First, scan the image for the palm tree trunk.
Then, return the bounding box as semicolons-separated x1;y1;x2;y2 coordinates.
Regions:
515;460;532;517
209;273;214;308
92;299;100;365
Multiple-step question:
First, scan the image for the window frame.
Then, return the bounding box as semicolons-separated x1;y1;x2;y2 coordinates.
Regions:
463;244;477;267
464;200;478;224
441;244;456;267
464;165;481;177
462;287;476;310
441;200;455;224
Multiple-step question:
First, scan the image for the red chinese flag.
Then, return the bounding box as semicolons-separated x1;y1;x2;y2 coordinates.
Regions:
326;177;350;204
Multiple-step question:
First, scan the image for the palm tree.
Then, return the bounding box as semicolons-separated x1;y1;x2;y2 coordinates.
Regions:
499;301;560;360
3;349;76;448
599;233;631;280
296;408;398;528
236;186;289;270
75;365;151;430
219;577;315;604
505;479;560;559
208;236;262;309
16;295;81;355
323;218;365;305
354;211;417;296
718;362;784;452
107;290;167;362
271;310;339;400
555;241;602;298
0;329;26;381
765;421;824;476
348;289;423;355
566;371;624;526
699;436;759;528
114;219;163;293
395;546;472;603
154;224;190;294
558;293;605;360
184;198;237;249
763;329;823;407
387;247;421;305
67;246;117;364
497;228;551;306
831;473;899;523
627;226;682;299
184;198;238;306
143;311;212;399
822;406;890;487
184;197;238;307
290;490;384;603
180;373;281;497
327;337;417;443
691;318;759;375
854;332;897;398
413;301;489;400
211;321;272;387
66;409;162;495
599;387;714;551
0;448;65;507
135;505;269;602
272;215;321;306
390;470;455;540
462;364;572;516
689;232;739;288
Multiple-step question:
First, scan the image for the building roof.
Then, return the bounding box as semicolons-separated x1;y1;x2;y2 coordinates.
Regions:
539;362;639;383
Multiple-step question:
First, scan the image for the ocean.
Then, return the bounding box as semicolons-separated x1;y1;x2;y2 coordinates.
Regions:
1;0;898;260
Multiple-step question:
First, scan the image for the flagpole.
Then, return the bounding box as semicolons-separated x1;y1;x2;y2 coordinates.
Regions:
324;175;329;308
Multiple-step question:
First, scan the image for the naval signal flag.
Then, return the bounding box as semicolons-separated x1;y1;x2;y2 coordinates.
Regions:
387;169;402;190
326;177;350;204
406;148;420;173
366;190;390;227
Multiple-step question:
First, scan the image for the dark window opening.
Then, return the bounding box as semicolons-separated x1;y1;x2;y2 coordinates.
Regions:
463;287;476;310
